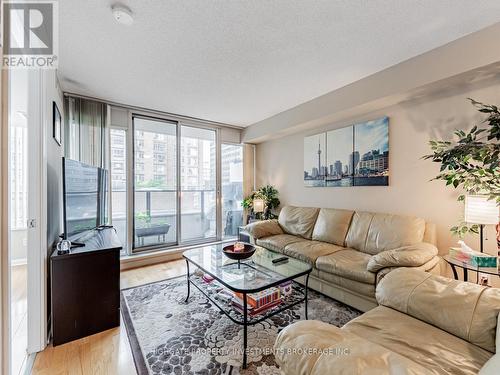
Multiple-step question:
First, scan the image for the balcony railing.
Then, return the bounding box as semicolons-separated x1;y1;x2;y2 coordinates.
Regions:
111;188;243;250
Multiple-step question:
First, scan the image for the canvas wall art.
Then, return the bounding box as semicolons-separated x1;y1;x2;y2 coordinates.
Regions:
353;117;389;186
304;132;326;187
326;126;353;187
303;117;389;187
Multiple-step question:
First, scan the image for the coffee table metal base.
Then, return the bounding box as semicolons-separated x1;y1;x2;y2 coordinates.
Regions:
184;258;310;369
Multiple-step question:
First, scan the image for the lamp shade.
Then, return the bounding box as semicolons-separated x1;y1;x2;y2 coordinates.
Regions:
464;195;499;225
253;199;265;213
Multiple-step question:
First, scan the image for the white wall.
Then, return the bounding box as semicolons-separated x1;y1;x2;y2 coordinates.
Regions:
45;70;64;255
43;69;64;349
256;81;500;255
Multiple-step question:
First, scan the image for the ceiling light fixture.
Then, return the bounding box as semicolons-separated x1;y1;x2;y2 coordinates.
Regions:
111;4;134;26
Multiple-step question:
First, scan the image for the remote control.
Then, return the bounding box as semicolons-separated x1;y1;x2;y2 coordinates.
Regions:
272;256;288;264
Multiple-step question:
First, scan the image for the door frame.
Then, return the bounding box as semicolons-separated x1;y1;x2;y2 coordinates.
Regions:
130;114;180;253
1;57;11;375
0;68;47;375
26;70;47;353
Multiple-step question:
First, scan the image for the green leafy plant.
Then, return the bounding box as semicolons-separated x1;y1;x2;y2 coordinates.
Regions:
423;98;500;237
242;185;280;220
135;211;152;228
135;212;168;228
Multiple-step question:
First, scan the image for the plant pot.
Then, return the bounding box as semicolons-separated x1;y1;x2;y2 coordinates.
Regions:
136;223;170;238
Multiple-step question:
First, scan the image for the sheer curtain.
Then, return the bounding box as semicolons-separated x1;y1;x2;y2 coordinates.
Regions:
64;96;108;167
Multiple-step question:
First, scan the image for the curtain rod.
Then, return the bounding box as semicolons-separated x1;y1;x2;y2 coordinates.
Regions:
63;91;244;130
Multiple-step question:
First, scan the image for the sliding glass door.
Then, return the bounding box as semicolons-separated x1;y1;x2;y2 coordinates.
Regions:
133;116;178;250
128;115;241;253
180;126;216;243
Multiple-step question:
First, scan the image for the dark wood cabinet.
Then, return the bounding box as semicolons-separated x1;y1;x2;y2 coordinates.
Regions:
51;228;122;346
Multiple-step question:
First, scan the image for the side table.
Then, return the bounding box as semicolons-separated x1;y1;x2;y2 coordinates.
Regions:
442;255;499;284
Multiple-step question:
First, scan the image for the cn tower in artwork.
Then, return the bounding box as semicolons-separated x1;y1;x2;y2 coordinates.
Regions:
317;141;322;176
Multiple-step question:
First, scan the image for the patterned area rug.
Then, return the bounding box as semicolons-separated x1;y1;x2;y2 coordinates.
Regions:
121;276;361;375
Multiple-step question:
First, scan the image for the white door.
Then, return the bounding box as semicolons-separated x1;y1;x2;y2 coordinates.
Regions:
8;69;46;375
8;68;30;375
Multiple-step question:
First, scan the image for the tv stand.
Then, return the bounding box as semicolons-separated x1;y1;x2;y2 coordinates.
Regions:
51;227;122;346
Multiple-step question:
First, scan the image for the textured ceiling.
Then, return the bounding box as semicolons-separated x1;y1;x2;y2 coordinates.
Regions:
58;1;500;126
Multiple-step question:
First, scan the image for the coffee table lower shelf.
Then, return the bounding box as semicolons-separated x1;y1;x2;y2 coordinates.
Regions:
184;262;310;369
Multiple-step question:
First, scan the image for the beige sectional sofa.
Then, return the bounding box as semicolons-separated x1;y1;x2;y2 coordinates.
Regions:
245;206;440;312
274;269;500;375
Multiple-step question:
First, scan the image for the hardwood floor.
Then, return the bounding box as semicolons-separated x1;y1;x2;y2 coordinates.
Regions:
12;264;28;375
31;259;186;375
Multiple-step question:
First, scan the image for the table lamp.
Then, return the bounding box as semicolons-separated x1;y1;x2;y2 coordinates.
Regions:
253;198;265;215
464;195;499;253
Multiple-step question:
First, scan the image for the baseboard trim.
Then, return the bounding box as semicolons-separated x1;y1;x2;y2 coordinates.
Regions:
120;249;184;271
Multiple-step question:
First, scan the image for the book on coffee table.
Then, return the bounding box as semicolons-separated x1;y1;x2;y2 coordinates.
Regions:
232;298;282;316
234;287;281;309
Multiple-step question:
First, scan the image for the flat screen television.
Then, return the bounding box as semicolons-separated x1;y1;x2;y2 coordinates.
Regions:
62;157;108;240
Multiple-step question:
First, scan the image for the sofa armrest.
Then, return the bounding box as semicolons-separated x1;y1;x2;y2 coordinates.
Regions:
367;242;438;272
274;320;431;375
479;312;500;373
376;268;500;353
244;219;283;240
375;256;440;285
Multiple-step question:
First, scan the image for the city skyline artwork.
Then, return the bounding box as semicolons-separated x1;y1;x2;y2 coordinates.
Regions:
304;117;389;187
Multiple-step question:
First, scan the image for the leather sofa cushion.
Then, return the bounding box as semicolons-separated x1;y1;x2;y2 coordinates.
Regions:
470;288;500;354
317;271;375;297
282;240;343;265
344;306;492;375
423;221;437;245
376;268;500;353
345;211;426;254
311;208;354;246
316;249;376;284
479;314;500;374
255;234;303;253
278;206;319;239
274;320;430;375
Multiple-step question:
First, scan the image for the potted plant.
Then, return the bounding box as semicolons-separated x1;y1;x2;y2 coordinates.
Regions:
242;185;280;221
423;99;499;244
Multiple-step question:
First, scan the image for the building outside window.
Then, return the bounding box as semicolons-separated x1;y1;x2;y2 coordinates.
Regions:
221;144;243;238
110;128;127;251
110;116;244;254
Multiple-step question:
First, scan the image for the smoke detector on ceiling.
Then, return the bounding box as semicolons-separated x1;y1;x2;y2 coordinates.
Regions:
112;4;134;26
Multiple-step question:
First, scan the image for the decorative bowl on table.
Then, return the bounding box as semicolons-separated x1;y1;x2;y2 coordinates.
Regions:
222;242;256;260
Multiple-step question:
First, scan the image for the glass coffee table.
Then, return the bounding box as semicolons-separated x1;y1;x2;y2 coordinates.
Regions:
183;245;312;369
